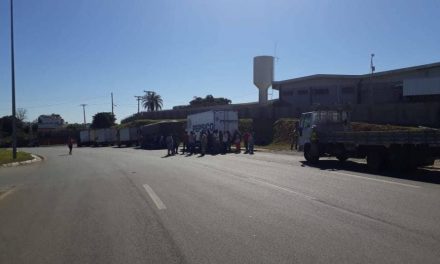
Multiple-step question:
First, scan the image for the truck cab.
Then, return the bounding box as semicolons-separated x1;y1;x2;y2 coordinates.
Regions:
298;110;350;162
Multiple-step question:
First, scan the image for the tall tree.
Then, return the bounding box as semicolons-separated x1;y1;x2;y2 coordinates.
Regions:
189;94;231;107
91;112;116;129
142;91;163;112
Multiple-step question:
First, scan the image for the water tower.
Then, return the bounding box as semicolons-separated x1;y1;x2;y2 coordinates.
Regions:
253;56;274;105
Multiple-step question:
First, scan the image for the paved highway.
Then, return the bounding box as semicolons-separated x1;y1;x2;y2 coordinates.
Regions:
1;146;439;263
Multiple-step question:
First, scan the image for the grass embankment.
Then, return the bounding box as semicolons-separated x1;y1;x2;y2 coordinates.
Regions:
259;118;297;151
0;149;33;165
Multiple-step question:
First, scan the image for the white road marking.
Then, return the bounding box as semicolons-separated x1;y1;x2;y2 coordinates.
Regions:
328;171;421;189
143;184;167;210
248;178;317;201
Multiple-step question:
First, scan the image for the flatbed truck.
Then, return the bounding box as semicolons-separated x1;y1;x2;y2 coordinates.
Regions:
297;111;440;171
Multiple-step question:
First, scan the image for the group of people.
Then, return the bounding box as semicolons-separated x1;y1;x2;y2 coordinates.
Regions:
164;130;255;156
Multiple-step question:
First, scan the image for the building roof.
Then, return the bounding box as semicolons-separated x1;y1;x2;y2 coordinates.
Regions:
272;61;440;89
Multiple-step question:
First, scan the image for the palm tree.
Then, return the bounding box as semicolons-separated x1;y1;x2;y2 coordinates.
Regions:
142;91;163;112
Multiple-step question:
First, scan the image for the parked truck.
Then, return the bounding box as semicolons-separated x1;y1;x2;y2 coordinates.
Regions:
93;128;117;147
139;120;186;149
297;110;440;171
117;127;140;147
78;130;92;147
186;110;239;141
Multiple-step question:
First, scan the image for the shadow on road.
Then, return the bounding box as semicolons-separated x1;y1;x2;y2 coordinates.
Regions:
58;154;70;157
300;160;440;185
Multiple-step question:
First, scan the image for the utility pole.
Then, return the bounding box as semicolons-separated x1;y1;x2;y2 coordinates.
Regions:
370;53;375;104
10;0;17;159
80;104;87;125
134;96;142;114
111;92;114;115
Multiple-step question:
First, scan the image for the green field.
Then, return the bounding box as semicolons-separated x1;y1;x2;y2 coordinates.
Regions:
0;149;33;165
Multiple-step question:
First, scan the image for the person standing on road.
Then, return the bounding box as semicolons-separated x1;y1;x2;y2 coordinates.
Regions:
173;134;180;155
243;131;250;154
291;121;299;151
182;132;189;154
248;132;255;155
188;131;196;155
233;130;241;153
200;131;208;156
67;137;74;155
225;131;231;153
166;134;174;156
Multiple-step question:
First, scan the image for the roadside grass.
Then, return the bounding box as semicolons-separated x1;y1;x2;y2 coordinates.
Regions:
0;149;33;165
257;142;292;151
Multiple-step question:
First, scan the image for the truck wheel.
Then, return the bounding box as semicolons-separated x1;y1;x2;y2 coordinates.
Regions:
388;148;408;171
337;155;348;162
367;152;385;172
304;144;319;164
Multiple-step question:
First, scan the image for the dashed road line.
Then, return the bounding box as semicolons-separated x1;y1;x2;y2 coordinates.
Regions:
143;184;167;210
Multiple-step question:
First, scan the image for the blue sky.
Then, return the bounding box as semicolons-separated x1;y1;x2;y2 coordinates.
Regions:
0;0;439;123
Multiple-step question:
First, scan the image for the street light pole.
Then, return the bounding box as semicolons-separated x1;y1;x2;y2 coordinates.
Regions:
10;0;17;159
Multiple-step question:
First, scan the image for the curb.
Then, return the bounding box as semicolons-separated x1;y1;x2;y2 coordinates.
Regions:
1;154;43;168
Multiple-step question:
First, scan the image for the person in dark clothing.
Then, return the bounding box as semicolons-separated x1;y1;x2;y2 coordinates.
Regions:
291;121;299;151
225;131;231;153
219;131;225;154
67;137;74;155
182;132;189;154
207;130;213;154
173;134;180;154
188;131;196;155
243;131;250;154
166;134;174;156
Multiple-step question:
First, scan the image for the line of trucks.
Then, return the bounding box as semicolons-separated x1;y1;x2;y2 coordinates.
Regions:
77;110;239;149
78;109;440;172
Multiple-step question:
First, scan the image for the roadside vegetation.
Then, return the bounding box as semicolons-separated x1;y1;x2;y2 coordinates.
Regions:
0;149;33;165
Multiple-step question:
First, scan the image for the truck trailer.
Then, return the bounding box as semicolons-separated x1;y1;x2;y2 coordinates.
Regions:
117;127;140;147
139;120;186;149
78;130;92;147
186;110;239;141
297;110;440;171
93;128;117;147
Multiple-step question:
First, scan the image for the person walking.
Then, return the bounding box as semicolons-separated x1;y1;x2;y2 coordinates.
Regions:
67;137;74;155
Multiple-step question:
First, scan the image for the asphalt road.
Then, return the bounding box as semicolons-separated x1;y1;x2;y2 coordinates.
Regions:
1;146;440;264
